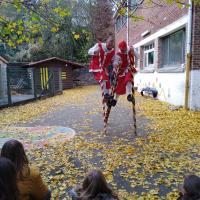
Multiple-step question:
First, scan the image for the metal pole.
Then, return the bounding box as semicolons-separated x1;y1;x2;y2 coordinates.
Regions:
127;0;129;45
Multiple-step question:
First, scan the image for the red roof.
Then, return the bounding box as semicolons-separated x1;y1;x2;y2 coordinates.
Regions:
23;57;86;69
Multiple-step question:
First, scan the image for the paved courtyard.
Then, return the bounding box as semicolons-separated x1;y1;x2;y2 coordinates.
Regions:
0;85;200;199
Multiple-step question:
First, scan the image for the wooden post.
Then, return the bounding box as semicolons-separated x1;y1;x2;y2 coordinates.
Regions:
33;68;37;98
59;68;63;93
6;67;12;105
184;53;191;110
50;68;55;96
54;71;56;96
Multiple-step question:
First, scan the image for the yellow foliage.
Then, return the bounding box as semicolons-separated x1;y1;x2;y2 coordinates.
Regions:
1;86;200;199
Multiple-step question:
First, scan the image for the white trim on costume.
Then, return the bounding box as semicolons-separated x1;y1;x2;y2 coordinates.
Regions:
89;69;101;72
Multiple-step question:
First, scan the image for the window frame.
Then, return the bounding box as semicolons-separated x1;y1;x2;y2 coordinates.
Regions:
143;43;155;68
162;29;186;68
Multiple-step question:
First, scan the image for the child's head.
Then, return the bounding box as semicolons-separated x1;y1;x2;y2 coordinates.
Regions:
106;36;114;50
182;175;200;200
1;139;29;179
77;169;117;199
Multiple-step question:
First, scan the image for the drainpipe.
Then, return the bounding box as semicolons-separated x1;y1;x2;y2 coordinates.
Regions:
184;0;193;110
127;0;129;45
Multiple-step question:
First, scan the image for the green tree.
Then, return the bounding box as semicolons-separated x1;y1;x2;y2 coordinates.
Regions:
0;0;95;63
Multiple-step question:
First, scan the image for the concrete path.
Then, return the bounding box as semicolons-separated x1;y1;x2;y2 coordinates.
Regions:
0;86;152;199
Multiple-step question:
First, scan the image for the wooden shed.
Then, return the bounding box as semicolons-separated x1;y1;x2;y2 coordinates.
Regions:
61;59;85;89
23;57;85;98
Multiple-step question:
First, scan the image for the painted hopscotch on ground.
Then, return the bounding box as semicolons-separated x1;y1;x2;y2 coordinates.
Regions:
0;126;76;149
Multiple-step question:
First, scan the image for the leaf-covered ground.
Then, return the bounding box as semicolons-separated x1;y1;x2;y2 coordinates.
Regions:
0;85;200;200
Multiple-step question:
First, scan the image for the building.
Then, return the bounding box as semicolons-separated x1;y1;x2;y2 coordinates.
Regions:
0;57;86;108
114;0;200;110
23;57;86;96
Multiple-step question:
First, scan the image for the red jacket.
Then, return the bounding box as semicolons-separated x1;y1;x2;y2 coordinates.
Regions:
116;50;137;76
89;42;115;72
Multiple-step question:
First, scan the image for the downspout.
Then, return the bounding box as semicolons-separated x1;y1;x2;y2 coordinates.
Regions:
184;0;193;110
127;0;129;45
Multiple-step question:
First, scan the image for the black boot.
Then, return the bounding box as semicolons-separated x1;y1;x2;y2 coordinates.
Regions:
106;99;117;107
106;100;112;108
104;94;113;100
110;99;117;107
127;94;134;102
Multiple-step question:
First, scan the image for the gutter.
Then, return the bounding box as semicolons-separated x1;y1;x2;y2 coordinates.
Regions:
184;0;193;109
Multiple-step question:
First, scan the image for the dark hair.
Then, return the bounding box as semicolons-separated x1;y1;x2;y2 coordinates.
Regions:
75;169;118;200
182;175;200;200
0;157;18;200
1;139;29;180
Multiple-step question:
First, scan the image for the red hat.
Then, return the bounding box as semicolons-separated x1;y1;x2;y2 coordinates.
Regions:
118;40;127;51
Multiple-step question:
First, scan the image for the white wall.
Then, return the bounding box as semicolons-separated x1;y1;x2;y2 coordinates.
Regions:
131;16;188;107
135;72;186;106
189;70;200;110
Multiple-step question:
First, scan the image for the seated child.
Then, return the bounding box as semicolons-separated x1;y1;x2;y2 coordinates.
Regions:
69;169;119;200
177;175;200;200
1;139;51;200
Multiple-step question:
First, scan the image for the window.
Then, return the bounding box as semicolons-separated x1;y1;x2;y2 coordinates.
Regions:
162;29;185;67
143;43;155;68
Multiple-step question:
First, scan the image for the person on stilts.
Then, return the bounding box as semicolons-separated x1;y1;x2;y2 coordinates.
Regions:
88;36;115;100
111;40;137;106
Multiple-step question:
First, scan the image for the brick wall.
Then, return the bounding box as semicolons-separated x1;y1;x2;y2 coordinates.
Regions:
191;4;200;69
115;23;128;50
115;0;188;47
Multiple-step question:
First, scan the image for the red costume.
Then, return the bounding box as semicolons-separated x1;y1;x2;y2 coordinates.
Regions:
89;42;115;88
114;41;137;95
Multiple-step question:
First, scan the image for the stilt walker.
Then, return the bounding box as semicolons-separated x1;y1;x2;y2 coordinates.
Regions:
105;40;137;134
88;36;115;131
